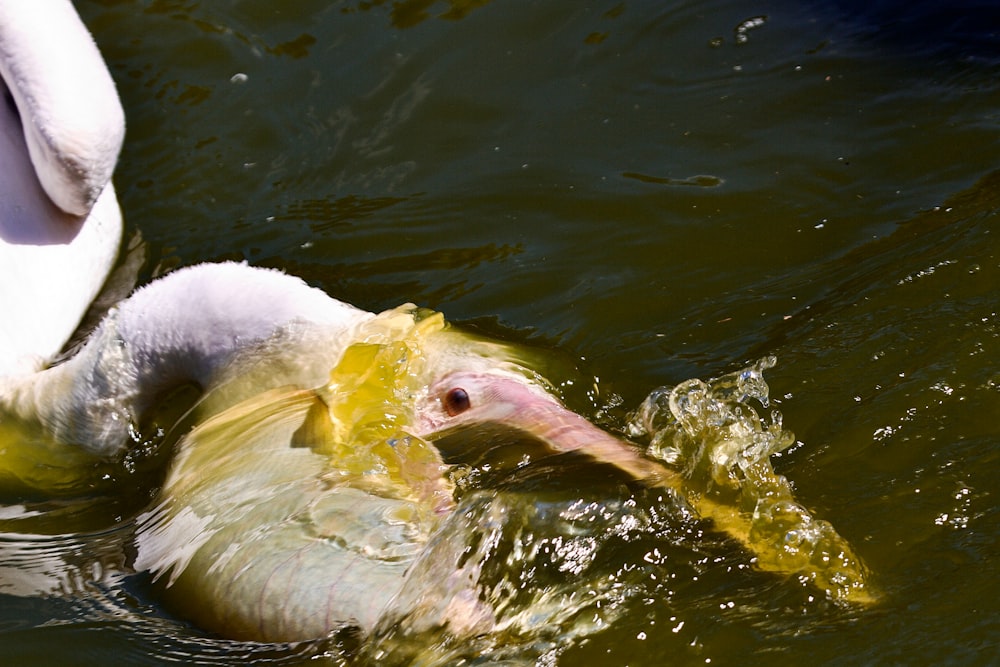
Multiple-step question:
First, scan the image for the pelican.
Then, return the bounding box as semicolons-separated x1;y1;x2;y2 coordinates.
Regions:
0;257;873;642
0;2;872;648
0;0;124;378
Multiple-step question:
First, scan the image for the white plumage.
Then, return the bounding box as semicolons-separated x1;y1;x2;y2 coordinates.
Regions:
0;0;124;376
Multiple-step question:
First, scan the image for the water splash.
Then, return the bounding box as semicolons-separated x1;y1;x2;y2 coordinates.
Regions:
627;356;874;604
305;305;462;515
313;341;874;661
365;491;676;666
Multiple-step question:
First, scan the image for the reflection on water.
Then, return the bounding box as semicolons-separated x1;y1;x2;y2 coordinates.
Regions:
349;0;496;30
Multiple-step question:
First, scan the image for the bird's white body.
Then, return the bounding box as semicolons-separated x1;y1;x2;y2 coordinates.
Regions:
0;0;125;376
2;262;375;458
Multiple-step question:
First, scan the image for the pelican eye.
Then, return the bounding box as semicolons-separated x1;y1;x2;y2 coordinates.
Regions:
443;387;471;416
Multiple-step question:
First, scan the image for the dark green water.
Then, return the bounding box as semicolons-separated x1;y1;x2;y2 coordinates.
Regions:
3;0;999;664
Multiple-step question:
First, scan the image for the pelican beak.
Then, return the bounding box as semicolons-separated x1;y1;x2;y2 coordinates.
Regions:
415;371;674;488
